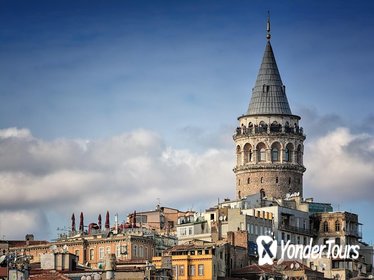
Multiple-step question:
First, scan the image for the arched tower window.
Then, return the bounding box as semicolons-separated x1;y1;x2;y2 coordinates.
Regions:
236;145;241;166
259;121;268;133
243;143;252;163
257;143;267;162
284;143;294;162
248;122;253;133
260;189;265;198
271;142;281;162
285;121;291;133
270;121;281;132
323;221;329;232
296;144;302;164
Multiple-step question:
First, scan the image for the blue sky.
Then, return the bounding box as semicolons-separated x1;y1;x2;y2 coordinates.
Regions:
0;1;373;243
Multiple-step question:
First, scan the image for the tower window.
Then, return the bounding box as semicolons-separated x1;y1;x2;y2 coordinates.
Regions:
285;148;290;162
238;179;241;186
260;177;263;183
247;178;250;184
260;148;266;161
276;177;279;183
272;148;279;162
288;177;291;185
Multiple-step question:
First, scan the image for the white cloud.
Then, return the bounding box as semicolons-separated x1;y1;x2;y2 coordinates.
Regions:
0;128;234;240
0;127;32;139
304;127;374;202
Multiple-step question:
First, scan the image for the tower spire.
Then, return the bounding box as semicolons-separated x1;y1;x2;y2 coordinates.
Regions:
266;11;271;41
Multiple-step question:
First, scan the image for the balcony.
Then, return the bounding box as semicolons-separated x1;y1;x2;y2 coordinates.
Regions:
278;223;313;236
233;125;304;140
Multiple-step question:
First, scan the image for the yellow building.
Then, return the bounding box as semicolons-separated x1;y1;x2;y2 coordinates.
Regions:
153;240;228;280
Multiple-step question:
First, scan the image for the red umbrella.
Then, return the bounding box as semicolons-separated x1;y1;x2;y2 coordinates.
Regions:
79;212;84;232
105;210;110;229
71;213;76;232
98;214;102;229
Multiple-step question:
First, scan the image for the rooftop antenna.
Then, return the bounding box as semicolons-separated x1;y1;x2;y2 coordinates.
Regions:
266;11;271;41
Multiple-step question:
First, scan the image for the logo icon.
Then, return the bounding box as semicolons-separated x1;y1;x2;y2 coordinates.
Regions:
256;236;277;265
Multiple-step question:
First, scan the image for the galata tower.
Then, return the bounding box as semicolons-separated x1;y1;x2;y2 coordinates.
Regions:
233;18;306;199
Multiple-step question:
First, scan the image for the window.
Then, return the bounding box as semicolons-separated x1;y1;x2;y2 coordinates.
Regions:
133;245;138;257
106;246;111;256
247;177;250;184
188;227;193;235
188;265;195;276
99;247;104;260
179;265;185;276
323;221;329;232
276;177;279;183
244;144;252;163
288;177;291;185
260;177;263;183
180;228;186;236
260;148;266;161
89;249;94;260
335;237;341;245
75;250;79;261
198;264;204;276
139;246;144;258
272;148;279;162
145;247;148;259
285;148;290;161
116;245;121;257
335;220;341;232
172;266;177;277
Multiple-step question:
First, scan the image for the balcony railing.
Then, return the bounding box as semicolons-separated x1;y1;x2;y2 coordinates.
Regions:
278;223;313;236
234;125;304;138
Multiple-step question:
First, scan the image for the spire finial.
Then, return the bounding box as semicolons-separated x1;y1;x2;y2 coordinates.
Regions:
266;11;271;41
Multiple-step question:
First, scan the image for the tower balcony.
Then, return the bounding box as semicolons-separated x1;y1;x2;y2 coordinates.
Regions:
233;125;305;140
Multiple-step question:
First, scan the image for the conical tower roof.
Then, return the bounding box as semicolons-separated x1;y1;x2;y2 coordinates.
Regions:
246;41;292;115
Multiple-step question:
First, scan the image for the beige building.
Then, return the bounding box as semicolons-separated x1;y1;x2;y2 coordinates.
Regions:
129;205;186;233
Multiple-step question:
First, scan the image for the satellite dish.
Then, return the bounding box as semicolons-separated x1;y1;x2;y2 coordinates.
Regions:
295;263;300;269
0;255;6;264
335;274;340;279
93;273;101;280
63;245;69;253
312;265;317;271
290;263;294;269
219;216;223;221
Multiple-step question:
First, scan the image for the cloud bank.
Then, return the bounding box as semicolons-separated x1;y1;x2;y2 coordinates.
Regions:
0;121;373;240
0;128;234;240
